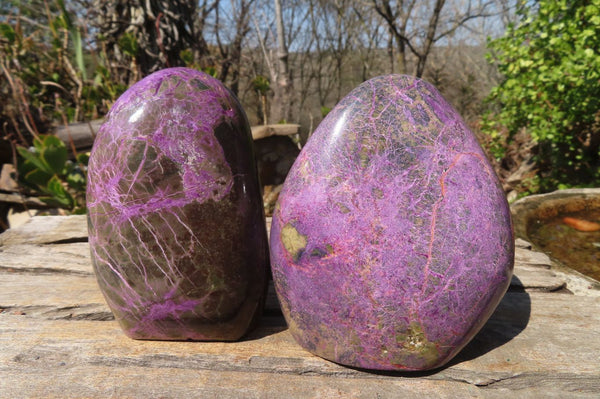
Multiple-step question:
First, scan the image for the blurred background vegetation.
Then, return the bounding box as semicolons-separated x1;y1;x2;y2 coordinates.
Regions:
0;0;598;221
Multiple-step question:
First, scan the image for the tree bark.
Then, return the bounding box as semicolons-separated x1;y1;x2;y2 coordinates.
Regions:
93;0;211;77
415;0;445;77
271;0;292;123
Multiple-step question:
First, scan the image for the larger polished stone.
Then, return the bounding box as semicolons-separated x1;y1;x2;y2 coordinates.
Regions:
87;68;269;341
270;75;514;370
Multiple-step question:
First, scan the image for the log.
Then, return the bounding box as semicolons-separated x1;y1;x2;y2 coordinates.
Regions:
53;121;301;153
251;124;301;140
54;120;103;153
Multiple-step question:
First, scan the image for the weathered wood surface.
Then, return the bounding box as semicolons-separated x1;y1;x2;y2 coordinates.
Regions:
251;124;301;140
54;120;103;154
1;216;599;398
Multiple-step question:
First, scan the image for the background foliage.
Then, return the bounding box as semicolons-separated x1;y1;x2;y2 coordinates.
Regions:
484;0;600;192
17;134;87;212
1;0;599;216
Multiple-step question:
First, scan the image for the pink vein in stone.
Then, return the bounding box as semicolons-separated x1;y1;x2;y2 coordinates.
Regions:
87;68;248;339
271;74;513;369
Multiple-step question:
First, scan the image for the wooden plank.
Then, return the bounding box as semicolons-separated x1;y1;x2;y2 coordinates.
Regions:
514;238;600;296
0;215;88;246
1;292;599;397
0;273;282;323
0;249;572;311
510;264;566;292
252;124;301;140
0;243;92;275
0;272;107;315
512;241;567;292
0;216;572;293
0;365;491;399
0;192;47;208
514;245;553;267
2;215;600;397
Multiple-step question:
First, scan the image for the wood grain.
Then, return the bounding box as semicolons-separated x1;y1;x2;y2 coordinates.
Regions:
1;216;599;398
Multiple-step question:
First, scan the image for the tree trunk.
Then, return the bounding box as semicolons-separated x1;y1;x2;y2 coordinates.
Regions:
388;28;395;74
93;0;210;77
415;0;445;78
271;0;292;124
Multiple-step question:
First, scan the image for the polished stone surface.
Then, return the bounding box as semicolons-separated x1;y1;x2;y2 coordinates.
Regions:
270;75;514;370
87;68;269;341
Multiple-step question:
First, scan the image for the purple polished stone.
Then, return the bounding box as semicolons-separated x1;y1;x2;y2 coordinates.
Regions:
270;75;514;370
87;67;269;341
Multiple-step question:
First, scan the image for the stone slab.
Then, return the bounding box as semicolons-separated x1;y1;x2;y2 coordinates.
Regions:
1;216;599;398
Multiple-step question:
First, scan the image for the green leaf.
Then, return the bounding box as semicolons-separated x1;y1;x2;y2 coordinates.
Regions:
0;23;16;43
41;147;68;175
56;0;73;30
16;157;36;177
180;49;194;66
483;0;600;192
505;78;517;89
42;135;64;148
66;171;85;191
252;75;270;93
202;66;218;78
40;139;68;175
46;176;74;207
118;32;139;57
17;147;49;174
72;28;87;80
39;196;63;207
32;137;45;152
23;168;53;187
76;152;90;165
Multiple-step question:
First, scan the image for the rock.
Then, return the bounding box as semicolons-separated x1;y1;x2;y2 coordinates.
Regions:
511;188;600;239
510;188;600;284
87;68;269;341
0;164;18;192
270;75;514;371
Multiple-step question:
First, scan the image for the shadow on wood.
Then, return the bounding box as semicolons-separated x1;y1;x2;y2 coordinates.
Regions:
449;276;531;366
331;275;531;378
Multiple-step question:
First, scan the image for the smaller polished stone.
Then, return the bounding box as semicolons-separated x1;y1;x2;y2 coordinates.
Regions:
270;74;514;370
87;67;269;341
